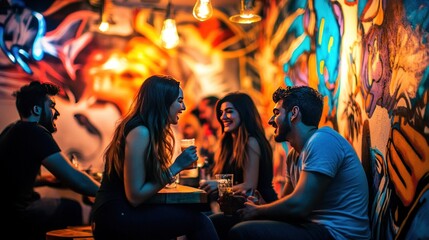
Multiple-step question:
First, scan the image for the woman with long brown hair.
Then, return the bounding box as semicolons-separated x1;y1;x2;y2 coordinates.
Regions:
200;92;277;202
213;92;277;202
91;75;219;240
203;92;278;239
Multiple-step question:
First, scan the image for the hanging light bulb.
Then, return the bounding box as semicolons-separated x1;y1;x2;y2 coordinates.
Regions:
98;0;108;32
193;0;213;21
160;1;179;49
98;20;109;32
161;19;179;49
229;0;261;24
98;0;115;32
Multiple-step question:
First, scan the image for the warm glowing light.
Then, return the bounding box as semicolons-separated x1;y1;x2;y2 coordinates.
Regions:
98;0;115;32
229;0;261;24
160;19;179;49
99;21;109;32
193;0;213;21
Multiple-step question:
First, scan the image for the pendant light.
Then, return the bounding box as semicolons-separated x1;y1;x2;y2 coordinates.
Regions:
193;0;213;21
160;0;179;49
229;0;261;24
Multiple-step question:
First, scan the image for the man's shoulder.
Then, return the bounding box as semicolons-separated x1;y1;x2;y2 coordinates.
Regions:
317;126;335;133
0;122;14;136
0;121;49;139
6;120;45;129
316;126;343;140
19;121;51;133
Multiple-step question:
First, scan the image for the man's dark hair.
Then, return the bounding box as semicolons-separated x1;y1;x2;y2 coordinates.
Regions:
13;81;60;118
272;86;323;127
202;96;219;107
192;95;219;119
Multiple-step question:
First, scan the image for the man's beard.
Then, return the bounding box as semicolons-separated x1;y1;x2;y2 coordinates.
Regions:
39;108;56;133
274;117;291;142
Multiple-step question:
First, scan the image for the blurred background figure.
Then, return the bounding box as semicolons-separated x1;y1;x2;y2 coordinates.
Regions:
193;96;221;177
271;141;288;198
177;111;203;186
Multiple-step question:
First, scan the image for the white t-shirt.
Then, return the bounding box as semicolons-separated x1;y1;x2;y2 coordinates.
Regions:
285;127;371;240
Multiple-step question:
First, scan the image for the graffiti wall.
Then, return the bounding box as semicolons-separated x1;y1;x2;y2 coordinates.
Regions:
0;0;428;238
0;0;248;170
255;0;428;239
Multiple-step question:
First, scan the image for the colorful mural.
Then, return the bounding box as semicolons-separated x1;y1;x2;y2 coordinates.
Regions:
256;0;428;239
0;0;250;170
356;0;429;239
1;0;428;238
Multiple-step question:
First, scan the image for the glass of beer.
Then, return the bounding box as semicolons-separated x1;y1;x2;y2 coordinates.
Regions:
215;174;233;197
180;138;197;169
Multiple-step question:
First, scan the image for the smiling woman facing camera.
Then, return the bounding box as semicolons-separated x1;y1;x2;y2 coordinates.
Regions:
91;75;219;240
205;92;278;239
213;92;277;202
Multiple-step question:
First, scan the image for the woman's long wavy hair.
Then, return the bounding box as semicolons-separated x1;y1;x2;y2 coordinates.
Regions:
212;92;272;174
104;75;180;183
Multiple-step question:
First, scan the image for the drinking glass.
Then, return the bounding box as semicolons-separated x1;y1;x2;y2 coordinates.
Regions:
181;138;197;169
215;174;233;197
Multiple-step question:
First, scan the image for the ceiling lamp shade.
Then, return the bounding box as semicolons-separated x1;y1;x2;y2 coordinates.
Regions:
229;0;261;24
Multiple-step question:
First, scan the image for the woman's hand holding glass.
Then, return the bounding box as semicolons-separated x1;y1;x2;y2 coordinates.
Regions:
180;138;198;169
166;146;198;188
174;145;198;171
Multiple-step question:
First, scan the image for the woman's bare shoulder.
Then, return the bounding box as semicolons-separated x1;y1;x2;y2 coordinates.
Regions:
247;136;261;153
127;125;150;140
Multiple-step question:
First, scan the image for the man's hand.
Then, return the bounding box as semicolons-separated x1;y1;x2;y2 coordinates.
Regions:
237;200;259;220
218;193;246;216
248;189;265;205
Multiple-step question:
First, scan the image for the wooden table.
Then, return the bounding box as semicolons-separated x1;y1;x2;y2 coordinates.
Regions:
146;184;207;204
46;225;93;240
46;185;209;239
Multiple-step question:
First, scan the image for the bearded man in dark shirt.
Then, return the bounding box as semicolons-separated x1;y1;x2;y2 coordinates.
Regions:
0;81;100;239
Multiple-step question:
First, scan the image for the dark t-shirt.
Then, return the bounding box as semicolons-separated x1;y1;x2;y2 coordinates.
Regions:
0;121;60;211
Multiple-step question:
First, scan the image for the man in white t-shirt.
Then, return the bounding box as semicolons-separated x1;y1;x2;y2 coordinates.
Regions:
230;86;370;240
